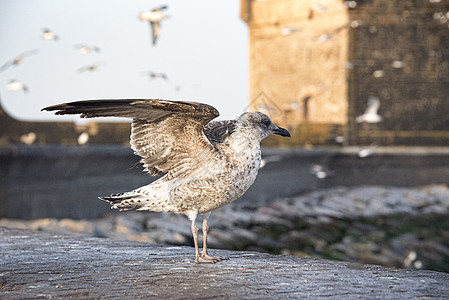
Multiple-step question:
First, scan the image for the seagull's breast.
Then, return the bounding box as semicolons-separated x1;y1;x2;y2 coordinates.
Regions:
168;134;262;215
218;134;262;202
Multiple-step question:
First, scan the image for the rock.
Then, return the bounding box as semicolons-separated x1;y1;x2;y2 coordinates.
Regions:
1;185;449;273
1;227;449;299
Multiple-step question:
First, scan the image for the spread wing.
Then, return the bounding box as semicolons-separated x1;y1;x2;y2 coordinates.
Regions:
42;99;220;176
18;49;39;59
0;59;13;73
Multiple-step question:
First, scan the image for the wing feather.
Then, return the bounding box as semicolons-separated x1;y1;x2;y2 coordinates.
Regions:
42;99;220;176
204;120;237;145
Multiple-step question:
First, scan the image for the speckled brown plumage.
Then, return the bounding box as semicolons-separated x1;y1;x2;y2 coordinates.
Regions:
42;98;290;263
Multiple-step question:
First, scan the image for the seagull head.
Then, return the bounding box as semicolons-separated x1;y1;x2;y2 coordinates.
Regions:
239;112;291;140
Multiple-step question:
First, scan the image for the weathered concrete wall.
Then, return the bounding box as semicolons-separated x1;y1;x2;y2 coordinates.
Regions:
1;227;448;299
1;145;449;219
0;145;152;219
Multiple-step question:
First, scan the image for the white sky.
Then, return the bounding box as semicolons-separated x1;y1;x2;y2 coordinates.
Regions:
0;0;248;122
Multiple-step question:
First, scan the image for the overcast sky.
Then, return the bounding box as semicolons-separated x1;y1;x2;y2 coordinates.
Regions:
0;0;248;123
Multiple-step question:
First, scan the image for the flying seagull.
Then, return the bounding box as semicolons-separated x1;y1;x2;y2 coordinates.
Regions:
139;5;170;45
143;71;169;81
6;79;29;93
42;99;290;263
41;28;59;41
77;62;105;73
356;96;382;123
0;49;39;73
74;44;101;55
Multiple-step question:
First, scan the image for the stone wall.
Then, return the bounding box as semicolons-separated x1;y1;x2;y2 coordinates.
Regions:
2;145;449;219
348;0;449;145
242;0;449;146
246;0;349;129
0;101;131;146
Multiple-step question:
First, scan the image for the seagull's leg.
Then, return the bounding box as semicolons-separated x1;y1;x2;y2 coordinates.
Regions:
189;211;215;264
201;212;226;262
201;212;216;259
189;212;200;262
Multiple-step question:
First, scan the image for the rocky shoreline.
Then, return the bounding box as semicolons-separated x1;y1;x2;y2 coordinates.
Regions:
1;185;448;273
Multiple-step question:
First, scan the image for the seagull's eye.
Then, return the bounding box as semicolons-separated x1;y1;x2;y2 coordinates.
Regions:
262;119;271;127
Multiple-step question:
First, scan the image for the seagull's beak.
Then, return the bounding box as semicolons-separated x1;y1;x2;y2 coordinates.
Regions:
273;126;291;137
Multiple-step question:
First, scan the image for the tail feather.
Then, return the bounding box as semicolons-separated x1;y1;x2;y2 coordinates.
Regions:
99;187;170;212
99;192;147;211
99;193;136;203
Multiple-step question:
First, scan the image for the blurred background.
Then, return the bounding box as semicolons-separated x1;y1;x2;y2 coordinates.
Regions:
1;0;449;273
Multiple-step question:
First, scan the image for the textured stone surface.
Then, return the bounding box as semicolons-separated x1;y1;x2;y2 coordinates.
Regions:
1;227;449;299
2;184;449;273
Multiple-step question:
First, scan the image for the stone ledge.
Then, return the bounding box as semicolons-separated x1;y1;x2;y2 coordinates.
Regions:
1;227;448;299
3;145;449;220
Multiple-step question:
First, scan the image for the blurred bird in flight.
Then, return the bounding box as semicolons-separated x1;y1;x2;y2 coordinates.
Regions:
74;44;101;55
41;28;59;41
0;49;39;73
77;62;105;73
139;5;170;45
143;71;169;81
6;79;29;93
356;96;382;124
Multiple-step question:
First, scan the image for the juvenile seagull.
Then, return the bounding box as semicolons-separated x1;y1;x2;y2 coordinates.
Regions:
139;5;170;45
42;99;290;263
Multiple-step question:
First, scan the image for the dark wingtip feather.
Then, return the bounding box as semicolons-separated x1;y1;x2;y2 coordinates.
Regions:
41;104;63;112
